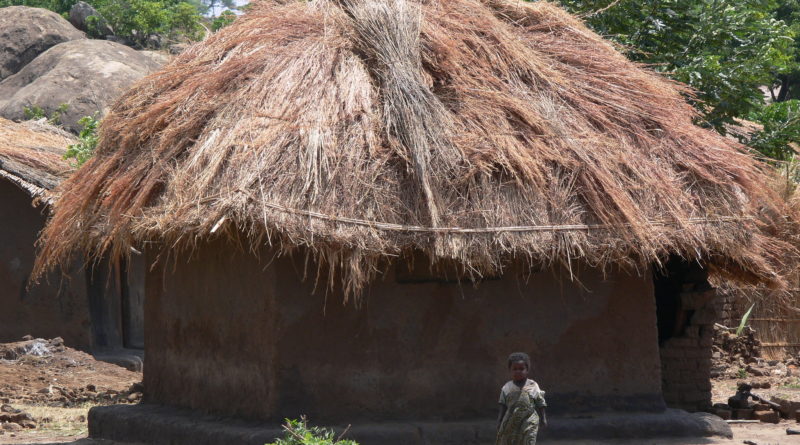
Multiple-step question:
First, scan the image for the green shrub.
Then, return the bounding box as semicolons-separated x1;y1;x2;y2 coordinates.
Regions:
23;103;69;126
0;0;207;45
266;418;358;445
746;100;800;162
211;9;235;31
64;114;99;167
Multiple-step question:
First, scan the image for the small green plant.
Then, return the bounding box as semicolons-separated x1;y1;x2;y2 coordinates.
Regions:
736;303;756;336
64;114;100;167
211;9;236;31
23;103;69;126
737;368;748;379
266;417;358;445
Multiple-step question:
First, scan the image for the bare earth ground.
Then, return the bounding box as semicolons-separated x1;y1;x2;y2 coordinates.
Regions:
0;338;141;445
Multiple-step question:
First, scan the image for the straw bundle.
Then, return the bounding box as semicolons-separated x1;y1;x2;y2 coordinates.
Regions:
34;0;799;296
0;117;74;198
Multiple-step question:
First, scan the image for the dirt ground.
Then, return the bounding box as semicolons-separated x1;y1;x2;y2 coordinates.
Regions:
0;338;142;445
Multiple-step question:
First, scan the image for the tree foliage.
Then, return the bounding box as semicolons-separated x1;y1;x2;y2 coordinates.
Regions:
552;0;800;161
94;0;205;44
0;0;213;46
64;114;100;167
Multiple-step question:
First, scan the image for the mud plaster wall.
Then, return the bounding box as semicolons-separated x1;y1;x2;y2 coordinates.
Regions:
0;180;90;349
144;238;665;423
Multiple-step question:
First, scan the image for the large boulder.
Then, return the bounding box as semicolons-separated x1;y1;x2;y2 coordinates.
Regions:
0;40;163;133
0;6;85;81
69;1;114;38
138;50;172;67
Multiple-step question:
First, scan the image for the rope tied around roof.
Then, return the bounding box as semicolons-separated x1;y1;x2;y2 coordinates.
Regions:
252;199;751;234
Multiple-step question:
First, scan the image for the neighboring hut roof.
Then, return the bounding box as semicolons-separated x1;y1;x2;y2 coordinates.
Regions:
0;117;74;198
35;0;798;295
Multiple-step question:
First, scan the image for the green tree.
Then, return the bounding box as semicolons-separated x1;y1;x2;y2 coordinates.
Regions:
0;0;206;45
95;0;204;45
551;0;800;160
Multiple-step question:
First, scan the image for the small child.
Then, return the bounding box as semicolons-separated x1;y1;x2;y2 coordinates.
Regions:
496;352;547;445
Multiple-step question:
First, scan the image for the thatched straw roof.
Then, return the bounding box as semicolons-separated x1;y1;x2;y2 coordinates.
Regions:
35;0;798;295
0;117;74;199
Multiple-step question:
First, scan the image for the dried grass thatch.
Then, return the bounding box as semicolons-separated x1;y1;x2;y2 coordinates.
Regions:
0;117;74;199
34;0;799;296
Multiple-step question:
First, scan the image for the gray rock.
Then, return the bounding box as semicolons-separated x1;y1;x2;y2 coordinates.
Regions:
168;43;190;55
138;50;171;67
0;6;85;81
69;1;114;38
106;35;134;47
1;422;21;431
144;33;164;50
0;39;164;133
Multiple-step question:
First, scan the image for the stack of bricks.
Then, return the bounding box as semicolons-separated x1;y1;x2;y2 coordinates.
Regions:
712;289;747;329
660;280;717;411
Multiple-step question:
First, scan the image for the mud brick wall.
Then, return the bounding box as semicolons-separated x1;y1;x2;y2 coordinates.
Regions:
713;290;747;329
144;239;666;422
658;266;716;411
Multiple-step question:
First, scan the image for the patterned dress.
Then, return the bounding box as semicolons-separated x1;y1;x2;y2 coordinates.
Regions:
496;379;547;445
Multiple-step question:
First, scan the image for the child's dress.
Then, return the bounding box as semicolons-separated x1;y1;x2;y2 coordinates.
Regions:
496;379;547;445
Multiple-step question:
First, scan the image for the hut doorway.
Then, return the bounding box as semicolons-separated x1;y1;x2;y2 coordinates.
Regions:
653;256;717;411
86;254;145;351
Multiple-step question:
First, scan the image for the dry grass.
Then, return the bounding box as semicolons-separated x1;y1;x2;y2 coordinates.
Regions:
34;0;799;298
23;403;91;436
0;117;75;197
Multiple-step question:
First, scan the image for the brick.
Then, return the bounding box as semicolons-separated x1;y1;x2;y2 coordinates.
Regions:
733;409;754;420
715;409;732;420
754;410;779;424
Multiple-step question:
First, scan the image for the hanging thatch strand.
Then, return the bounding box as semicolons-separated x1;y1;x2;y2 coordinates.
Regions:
33;0;798;296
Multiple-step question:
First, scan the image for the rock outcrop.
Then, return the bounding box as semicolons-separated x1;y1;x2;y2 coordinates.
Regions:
69;1;114;38
0;6;86;81
0;40;163;133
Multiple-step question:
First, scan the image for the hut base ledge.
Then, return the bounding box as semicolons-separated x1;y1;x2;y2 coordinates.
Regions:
88;404;731;444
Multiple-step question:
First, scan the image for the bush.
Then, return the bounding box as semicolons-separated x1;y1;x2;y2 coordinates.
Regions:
0;0;207;46
64;114;99;166
211;9;235;31
96;0;205;46
746;100;800;162
23;103;69;126
266;418;359;445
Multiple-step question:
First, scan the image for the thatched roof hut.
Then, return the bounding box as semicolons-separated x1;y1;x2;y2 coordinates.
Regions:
43;2;800;438
0;117;73;198
0;118;93;348
34;0;795;296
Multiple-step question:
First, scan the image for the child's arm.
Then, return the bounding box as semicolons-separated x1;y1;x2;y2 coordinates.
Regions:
497;404;507;431
536;407;547;428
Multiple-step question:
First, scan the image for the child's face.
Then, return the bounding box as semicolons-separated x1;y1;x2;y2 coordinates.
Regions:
510;361;528;382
